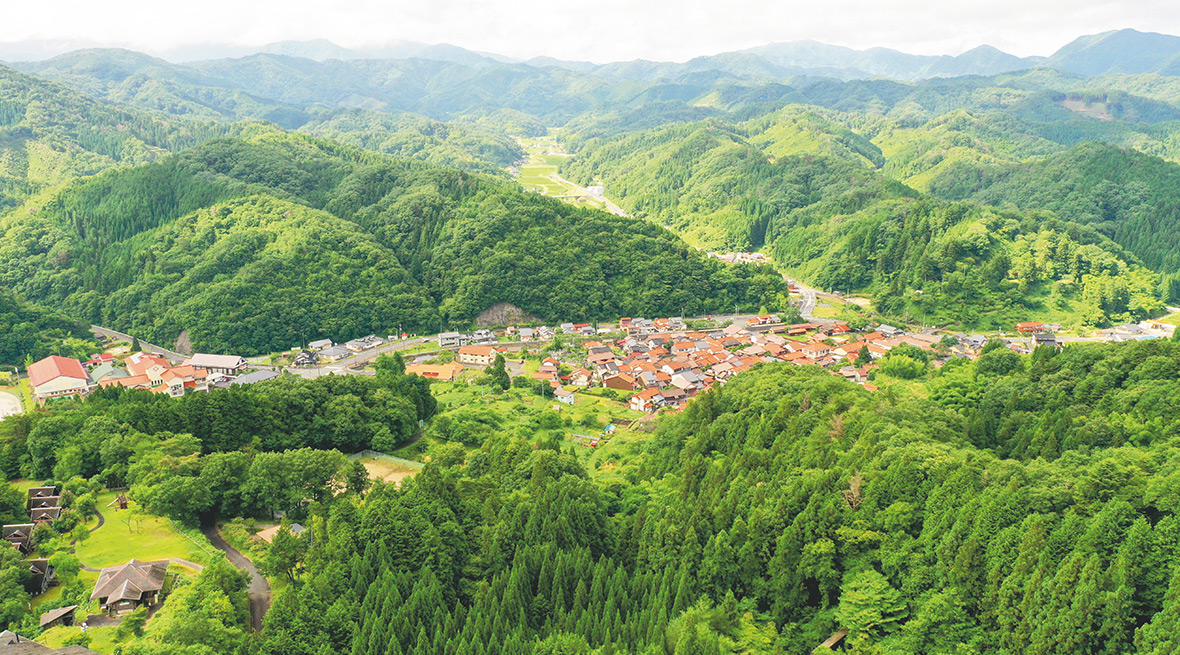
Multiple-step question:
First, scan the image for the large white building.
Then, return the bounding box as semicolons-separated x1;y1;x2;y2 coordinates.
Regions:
183;353;247;377
28;356;94;403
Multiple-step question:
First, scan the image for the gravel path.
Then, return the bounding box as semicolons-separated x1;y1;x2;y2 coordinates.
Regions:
201;524;271;631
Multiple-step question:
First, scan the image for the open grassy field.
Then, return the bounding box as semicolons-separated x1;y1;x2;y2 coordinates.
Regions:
37;623;121;654
75;492;215;569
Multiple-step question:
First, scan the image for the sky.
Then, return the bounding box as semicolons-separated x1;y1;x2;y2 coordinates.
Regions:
1;0;1178;63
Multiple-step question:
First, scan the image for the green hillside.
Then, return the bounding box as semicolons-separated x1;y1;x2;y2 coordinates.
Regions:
559;116;1167;329
0;289;93;365
559;119;911;250
0;64;233;210
0;131;783;355
928;142;1180;274
770;197;1164;328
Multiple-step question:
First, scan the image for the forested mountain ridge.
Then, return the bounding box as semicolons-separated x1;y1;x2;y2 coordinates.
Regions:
0;289;93;365
0;63;234;210
927;141;1180;275
557;109;1172;329
0;130;783;355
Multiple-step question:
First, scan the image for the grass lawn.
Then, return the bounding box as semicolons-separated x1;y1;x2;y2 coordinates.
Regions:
9;479;48;494
76;493;214;569
1158;311;1180;327
18;378;35;413
37;624;122;654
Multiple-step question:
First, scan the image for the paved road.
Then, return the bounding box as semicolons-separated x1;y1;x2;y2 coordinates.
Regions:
201;524;270;631
91;325;187;364
787;278;820;321
550;173;627;217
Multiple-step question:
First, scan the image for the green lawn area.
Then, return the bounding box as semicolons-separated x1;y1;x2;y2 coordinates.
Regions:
18;378;35;413
9;479;47;494
75;493;215;569
37;623;121;654
1158;311;1180;326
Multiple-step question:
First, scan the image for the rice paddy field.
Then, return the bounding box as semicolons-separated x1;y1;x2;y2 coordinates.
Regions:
515;136;609;211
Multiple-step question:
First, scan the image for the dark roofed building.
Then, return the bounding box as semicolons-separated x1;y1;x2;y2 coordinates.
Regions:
29;507;61;524
29;496;59;510
27;486;56;502
1;628;98;652
25;558;54;595
91;559;168;616
3;524;36;553
38;605;77;629
214;369;281;389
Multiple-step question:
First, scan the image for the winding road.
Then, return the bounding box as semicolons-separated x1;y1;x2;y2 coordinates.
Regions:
790;278;820;320
90;325;187;364
201;523;271;631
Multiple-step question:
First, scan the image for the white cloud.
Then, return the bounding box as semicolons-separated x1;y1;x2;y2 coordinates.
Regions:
0;0;1177;62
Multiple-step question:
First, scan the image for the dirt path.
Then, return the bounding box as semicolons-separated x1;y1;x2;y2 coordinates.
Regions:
201;524;270;631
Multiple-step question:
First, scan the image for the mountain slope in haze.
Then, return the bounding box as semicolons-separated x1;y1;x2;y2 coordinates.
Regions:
1044;29;1180;76
741;40;1040;81
0;131;783;354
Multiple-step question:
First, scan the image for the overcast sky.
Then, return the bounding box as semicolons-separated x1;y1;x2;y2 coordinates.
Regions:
1;0;1177;63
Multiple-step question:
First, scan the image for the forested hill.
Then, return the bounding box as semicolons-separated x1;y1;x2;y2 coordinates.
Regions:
0;130;784;355
927;142;1180;273
555;112;1168;330
0;290;93;365
0;64;234;210
557;119;913;250
239;340;1180;655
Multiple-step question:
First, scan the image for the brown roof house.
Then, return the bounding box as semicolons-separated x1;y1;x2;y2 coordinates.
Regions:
0;627;96;653
39;605;78;630
3;524;36;553
27;486;57;505
29;507;61;524
29;496;60;510
91;559;168;616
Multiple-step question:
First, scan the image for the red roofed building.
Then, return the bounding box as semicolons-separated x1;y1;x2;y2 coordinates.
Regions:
1015;322;1046;334
28;356;94;403
458;345;497;366
629;388;664;413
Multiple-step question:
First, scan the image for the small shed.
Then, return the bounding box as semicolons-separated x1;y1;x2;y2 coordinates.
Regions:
39;605;78;629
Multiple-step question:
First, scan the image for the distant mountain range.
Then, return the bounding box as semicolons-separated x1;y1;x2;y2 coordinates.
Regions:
4;29;1180;81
